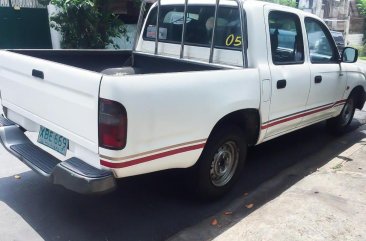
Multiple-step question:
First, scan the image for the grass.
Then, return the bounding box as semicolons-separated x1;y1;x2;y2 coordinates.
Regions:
359;56;366;60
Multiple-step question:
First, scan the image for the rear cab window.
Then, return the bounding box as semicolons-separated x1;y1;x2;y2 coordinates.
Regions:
143;4;244;51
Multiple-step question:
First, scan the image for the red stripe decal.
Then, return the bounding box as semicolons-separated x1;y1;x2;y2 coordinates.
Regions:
334;103;346;107
101;143;205;168
261;100;346;130
335;100;347;105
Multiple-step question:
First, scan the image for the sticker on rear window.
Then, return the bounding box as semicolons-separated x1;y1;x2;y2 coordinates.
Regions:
225;34;242;47
146;25;167;40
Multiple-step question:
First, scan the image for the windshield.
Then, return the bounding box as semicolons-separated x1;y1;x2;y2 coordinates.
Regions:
143;4;243;50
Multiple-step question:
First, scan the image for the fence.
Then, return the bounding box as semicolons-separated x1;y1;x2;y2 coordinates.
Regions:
0;7;52;48
1;0;46;8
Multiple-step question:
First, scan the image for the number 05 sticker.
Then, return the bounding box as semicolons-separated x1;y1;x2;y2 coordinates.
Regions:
225;34;242;47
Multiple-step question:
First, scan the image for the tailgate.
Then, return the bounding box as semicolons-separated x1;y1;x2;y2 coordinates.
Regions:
0;50;102;152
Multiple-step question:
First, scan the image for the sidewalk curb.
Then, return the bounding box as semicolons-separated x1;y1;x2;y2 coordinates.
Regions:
321;136;365;171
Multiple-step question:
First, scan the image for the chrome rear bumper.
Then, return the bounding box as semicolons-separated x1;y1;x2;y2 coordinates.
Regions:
0;116;116;194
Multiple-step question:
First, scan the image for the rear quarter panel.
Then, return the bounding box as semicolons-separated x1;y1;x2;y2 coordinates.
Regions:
99;68;260;177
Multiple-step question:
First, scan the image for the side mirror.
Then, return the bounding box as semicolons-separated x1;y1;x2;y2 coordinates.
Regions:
341;47;358;63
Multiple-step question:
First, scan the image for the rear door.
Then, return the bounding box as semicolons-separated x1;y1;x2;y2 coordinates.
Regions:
0;51;102;152
263;8;311;138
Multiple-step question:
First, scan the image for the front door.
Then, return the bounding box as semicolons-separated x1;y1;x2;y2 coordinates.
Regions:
263;8;311;138
302;17;347;125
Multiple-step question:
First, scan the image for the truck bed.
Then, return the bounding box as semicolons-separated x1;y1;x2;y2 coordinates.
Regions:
0;48;230;168
9;50;225;74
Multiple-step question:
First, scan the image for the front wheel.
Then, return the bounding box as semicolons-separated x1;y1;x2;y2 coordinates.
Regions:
327;96;356;135
194;126;247;199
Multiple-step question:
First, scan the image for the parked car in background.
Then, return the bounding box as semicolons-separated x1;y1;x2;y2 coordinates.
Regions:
330;30;345;53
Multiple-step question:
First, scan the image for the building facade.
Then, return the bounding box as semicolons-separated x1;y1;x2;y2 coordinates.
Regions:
297;0;364;45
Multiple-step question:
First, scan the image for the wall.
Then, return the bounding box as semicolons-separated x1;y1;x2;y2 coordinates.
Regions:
347;33;363;45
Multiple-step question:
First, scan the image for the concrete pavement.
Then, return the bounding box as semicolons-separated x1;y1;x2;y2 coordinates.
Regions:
171;110;366;241
212;134;366;241
0;108;365;241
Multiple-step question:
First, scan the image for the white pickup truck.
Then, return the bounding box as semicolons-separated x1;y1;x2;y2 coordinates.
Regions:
0;0;365;198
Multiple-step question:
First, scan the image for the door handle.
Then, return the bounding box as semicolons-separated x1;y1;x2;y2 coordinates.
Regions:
277;79;287;89
314;75;322;84
32;69;44;79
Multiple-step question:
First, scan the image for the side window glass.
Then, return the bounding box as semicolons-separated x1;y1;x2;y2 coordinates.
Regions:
305;18;337;63
268;11;304;65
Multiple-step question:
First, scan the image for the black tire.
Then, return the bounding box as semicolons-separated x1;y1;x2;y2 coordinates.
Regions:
193;126;247;199
327;95;356;135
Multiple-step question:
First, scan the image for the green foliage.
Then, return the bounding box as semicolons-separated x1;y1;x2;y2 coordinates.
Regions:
278;0;297;7
49;0;126;49
132;0;142;8
356;0;366;44
357;0;366;16
362;45;366;56
262;0;297;8
354;45;366;57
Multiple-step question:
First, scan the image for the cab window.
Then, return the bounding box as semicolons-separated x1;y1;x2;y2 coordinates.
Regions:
305;18;339;63
143;4;244;50
268;11;304;65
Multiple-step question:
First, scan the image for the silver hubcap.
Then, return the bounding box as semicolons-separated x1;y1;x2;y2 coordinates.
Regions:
340;99;354;126
210;141;239;187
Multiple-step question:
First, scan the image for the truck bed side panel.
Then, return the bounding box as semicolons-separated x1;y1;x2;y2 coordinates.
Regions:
99;68;260;177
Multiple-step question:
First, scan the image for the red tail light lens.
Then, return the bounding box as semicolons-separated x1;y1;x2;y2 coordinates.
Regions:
99;98;127;150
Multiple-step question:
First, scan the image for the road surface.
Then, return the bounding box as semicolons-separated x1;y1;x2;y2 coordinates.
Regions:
0;111;365;241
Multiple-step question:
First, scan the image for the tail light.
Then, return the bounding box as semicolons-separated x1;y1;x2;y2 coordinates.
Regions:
99;98;127;150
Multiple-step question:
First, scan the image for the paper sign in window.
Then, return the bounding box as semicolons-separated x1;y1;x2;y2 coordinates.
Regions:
146;26;168;40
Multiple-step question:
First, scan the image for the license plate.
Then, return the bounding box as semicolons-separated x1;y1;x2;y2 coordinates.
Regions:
37;126;69;156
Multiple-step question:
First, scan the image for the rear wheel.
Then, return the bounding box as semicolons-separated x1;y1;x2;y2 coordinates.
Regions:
327;96;356;135
194;126;247;199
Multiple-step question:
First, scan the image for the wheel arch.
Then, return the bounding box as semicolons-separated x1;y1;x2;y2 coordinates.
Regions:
208;109;261;147
349;86;366;110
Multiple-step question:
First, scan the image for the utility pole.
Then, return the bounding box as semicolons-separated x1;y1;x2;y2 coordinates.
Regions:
345;15;351;46
315;0;322;17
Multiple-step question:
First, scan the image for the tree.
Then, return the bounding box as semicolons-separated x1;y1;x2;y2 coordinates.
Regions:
357;0;366;16
278;0;297;8
47;0;127;49
262;0;297;8
357;0;366;46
